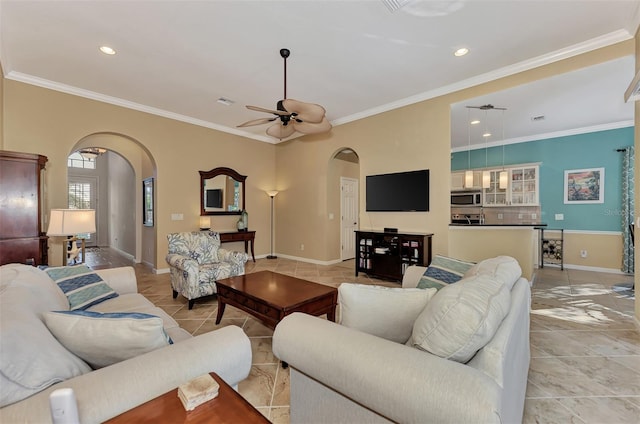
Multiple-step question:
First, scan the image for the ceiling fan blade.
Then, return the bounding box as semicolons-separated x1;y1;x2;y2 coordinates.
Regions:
466;104;507;110
237;117;277;128
292;116;332;135
282;99;326;123
246;105;290;116
266;122;296;139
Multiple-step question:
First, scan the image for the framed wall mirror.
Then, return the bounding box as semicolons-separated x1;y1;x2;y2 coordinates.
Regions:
200;167;247;215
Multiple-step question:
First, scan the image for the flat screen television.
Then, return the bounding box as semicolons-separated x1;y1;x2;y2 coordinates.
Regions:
366;169;429;212
205;189;223;208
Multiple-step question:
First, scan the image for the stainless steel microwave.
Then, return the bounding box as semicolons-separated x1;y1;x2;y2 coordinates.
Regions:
451;191;482;206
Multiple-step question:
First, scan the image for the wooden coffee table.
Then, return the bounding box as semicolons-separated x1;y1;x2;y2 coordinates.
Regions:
215;271;338;329
104;373;268;423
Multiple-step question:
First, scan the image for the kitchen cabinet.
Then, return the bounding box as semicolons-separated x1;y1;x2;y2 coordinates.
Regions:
483;165;539;206
451;170;483;190
509;166;538;206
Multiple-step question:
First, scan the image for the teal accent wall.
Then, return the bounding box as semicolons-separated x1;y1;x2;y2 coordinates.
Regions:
451;127;634;231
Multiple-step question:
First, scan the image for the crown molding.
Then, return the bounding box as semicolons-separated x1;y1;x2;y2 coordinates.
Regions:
333;29;634;127
4;29;632;144
451;120;634;153
5;71;277;144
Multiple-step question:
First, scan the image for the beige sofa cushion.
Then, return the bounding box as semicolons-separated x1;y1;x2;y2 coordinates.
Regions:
339;283;436;344
411;273;512;363
464;255;522;290
44;311;172;369
0;265;91;407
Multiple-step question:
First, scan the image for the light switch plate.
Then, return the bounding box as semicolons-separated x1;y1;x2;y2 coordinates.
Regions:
555;213;564;220
171;213;184;221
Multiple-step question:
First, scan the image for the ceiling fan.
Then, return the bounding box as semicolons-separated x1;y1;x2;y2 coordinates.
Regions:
465;104;507;110
238;48;331;139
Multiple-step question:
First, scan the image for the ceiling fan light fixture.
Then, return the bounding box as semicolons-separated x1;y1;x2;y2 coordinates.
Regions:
79;147;107;160
239;48;331;139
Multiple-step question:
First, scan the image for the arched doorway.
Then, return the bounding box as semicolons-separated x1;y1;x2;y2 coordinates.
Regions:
328;148;360;261
70;132;157;268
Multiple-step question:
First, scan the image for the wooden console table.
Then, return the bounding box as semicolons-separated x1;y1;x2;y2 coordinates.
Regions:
105;372;268;423
219;230;255;262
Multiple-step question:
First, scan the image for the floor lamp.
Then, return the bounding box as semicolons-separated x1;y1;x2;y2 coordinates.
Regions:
47;209;96;266
266;190;279;259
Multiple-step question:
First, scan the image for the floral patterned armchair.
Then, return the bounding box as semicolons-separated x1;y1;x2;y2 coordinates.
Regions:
166;231;249;309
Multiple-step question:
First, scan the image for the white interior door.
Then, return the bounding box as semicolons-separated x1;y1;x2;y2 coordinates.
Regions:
68;176;98;247
341;177;359;260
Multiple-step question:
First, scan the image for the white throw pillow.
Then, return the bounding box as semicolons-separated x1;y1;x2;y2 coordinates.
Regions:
44;310;173;369
339;283;437;344
411;273;511;363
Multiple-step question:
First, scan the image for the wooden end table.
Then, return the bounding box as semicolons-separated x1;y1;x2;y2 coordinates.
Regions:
215;271;338;329
219;230;256;262
104;373;268;424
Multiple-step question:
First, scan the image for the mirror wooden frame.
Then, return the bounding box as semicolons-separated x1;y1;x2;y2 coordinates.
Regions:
200;167;247;216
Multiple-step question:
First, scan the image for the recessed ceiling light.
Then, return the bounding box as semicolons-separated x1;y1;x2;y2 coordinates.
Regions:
470;120;480;125
454;47;469;57
483;132;492;138
99;46;116;55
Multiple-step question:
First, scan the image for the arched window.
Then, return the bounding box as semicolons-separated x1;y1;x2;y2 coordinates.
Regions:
67;152;96;169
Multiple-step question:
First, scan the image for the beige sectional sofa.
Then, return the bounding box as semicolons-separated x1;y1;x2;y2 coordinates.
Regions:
273;256;531;424
0;264;251;423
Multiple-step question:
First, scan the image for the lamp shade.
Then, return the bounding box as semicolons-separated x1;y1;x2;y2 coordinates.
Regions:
266;190;279;198
199;216;211;230
47;209;96;236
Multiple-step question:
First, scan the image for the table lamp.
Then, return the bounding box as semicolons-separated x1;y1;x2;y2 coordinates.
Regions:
47;209;96;265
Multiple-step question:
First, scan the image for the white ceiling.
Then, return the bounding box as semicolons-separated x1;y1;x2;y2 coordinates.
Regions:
1;1;639;146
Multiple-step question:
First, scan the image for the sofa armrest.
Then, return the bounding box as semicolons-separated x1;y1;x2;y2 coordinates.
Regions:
0;326;252;424
402;265;427;288
217;248;249;265
95;267;138;295
273;313;502;424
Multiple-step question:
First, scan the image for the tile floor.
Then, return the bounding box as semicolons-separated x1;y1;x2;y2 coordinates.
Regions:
86;248;639;423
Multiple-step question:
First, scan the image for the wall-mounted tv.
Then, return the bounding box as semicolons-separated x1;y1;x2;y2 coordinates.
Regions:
366;169;429;212
206;189;223;208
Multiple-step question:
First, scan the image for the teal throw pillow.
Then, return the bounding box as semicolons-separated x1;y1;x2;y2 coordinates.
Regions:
45;264;118;310
417;255;475;290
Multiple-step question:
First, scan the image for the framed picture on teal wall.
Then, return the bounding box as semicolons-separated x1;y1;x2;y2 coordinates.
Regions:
564;168;604;204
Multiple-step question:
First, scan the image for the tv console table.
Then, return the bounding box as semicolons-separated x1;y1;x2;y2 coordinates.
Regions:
355;230;433;282
219;230;255;262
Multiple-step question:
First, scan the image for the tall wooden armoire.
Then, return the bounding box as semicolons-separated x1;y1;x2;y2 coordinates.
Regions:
0;150;49;266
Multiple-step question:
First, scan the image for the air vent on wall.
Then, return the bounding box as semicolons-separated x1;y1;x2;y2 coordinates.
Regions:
531;115;545;122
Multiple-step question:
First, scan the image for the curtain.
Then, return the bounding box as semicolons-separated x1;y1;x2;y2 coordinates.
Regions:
621;146;634;274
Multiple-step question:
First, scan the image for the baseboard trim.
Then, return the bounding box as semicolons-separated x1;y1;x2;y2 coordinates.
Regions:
537;263;629;275
275;254;344;266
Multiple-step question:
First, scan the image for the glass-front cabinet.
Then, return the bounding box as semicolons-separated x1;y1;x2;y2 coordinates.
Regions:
484;170;507;206
509;166;538;206
482;165;539;206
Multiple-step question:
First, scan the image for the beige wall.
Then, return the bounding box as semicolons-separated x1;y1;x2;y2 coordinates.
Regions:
2;80;276;269
449;227;537;280
108;152;136;256
562;232;623;270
